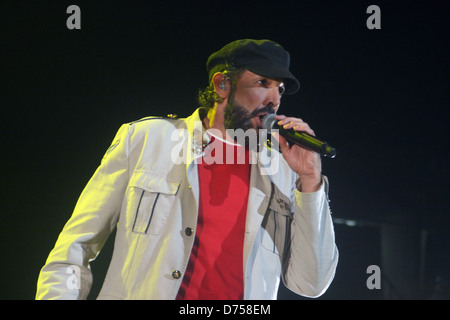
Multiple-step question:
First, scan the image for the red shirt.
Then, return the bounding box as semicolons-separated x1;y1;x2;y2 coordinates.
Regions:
176;136;250;300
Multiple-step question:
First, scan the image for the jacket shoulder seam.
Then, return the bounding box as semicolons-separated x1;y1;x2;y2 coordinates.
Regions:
128;117;164;125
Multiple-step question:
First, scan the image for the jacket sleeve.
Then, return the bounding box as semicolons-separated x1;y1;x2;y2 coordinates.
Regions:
283;176;339;298
36;124;131;300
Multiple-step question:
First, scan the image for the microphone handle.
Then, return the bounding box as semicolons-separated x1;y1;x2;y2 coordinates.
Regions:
275;125;337;158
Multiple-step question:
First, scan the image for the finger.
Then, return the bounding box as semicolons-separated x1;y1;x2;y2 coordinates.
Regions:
277;117;303;126
275;116;317;136
283;120;304;129
294;125;315;136
281;120;308;130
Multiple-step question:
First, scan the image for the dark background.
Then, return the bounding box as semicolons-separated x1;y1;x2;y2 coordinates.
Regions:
2;0;449;300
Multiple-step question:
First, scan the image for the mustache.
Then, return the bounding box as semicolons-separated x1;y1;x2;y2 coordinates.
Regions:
224;100;277;132
248;103;276;118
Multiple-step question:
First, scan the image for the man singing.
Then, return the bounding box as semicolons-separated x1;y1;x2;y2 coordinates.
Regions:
36;39;338;300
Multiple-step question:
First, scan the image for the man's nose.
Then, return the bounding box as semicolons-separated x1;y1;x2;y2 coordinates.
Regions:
264;87;281;111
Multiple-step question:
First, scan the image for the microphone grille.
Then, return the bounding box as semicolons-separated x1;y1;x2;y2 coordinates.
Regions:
261;114;277;130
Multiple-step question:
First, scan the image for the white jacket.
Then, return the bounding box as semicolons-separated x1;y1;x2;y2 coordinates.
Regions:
36;108;338;300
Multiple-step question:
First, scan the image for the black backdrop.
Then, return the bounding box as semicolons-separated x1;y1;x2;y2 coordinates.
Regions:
2;0;449;300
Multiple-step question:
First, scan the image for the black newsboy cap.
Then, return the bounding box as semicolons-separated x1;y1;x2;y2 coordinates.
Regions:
206;39;300;95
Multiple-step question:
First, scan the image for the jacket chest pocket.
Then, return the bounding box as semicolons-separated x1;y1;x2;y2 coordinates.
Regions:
261;192;293;257
126;171;180;235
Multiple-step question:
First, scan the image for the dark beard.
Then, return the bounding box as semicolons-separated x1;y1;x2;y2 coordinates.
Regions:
223;94;275;149
224;97;275;131
224;103;253;131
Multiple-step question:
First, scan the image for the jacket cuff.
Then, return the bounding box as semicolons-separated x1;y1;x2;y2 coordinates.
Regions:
294;176;330;213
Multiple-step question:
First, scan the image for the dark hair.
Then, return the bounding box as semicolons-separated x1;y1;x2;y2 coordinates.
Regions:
197;67;245;109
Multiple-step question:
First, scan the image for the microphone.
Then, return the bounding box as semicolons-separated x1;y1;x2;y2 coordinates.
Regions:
262;114;337;158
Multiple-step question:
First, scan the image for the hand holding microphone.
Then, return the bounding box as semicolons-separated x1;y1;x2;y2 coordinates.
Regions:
262;114;337;158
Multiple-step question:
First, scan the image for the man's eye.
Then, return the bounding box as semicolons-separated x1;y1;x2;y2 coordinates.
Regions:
258;79;284;95
257;79;268;87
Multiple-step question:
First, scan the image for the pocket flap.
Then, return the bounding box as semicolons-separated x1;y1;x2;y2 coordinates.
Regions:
130;170;180;195
268;187;292;216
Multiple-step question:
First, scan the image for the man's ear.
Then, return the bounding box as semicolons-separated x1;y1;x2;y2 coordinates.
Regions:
212;72;230;99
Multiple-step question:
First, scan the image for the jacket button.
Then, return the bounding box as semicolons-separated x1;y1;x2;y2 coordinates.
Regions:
194;146;203;155
185;227;193;236
172;270;182;279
